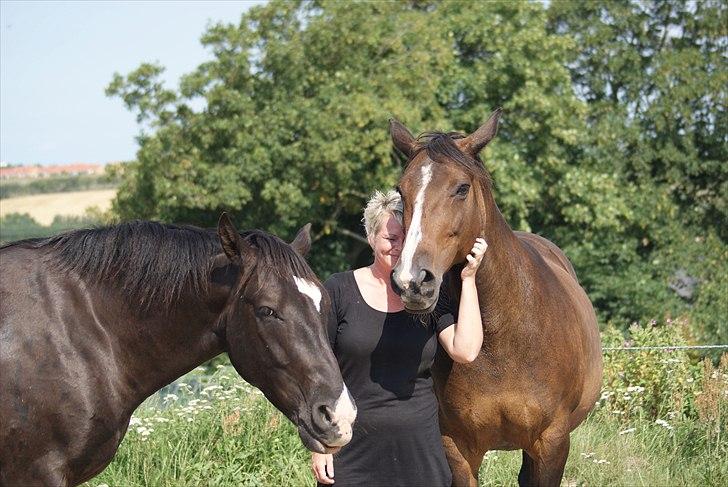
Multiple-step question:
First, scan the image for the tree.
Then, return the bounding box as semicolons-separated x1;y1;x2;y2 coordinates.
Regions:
108;0;612;271
547;0;727;343
108;0;725;344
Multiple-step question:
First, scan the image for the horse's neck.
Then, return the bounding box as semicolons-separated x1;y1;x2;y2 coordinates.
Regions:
106;288;226;406
474;198;533;336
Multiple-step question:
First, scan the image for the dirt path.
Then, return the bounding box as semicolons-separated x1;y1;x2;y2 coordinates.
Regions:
0;189;117;225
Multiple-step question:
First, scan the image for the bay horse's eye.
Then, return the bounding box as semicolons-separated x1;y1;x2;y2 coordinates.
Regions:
455;183;471;197
256;306;276;318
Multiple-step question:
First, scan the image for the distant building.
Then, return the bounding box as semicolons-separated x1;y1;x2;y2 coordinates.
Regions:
0;163;105;180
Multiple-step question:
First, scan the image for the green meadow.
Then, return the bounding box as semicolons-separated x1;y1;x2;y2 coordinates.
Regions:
85;322;727;487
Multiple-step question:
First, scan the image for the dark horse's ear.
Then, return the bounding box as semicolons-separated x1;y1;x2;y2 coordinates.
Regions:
290;223;312;257
389;118;417;161
463;108;502;156
217;213;252;265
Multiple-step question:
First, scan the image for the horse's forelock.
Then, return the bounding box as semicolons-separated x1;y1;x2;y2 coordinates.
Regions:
410;132;492;188
242;230;319;285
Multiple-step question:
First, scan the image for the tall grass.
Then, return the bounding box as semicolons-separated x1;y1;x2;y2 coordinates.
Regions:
85;322;727;487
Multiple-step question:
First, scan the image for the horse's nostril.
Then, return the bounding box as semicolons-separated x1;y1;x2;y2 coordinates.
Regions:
317;404;334;426
421;269;435;284
390;270;404;295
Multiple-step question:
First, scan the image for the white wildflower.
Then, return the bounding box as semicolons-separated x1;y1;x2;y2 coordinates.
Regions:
619;428;636;435
163;393;179;403
655;419;673;430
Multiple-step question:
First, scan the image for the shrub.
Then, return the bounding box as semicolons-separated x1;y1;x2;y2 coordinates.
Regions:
599;320;703;422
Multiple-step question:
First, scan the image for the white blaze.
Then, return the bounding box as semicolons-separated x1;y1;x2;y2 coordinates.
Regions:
397;163;433;286
329;383;357;445
294;277;322;313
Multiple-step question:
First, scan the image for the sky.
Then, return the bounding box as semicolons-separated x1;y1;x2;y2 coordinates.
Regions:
0;0;266;166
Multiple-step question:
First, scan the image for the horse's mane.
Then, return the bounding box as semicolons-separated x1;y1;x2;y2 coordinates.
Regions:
412;132;493;189
2;221;316;312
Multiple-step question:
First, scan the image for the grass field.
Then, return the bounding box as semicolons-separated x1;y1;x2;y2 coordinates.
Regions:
82;346;727;487
0;189;116;225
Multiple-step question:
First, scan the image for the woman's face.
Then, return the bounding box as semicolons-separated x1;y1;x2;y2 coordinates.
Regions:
370;213;404;271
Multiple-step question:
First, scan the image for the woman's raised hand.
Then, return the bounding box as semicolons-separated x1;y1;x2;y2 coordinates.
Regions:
461;237;487;280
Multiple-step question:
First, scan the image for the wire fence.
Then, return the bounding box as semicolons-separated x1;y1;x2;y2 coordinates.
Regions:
602;344;728;352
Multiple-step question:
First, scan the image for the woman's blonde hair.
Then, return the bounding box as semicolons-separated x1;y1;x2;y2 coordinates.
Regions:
362;189;403;239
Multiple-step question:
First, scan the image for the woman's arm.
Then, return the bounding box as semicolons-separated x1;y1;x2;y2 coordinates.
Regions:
438;238;487;363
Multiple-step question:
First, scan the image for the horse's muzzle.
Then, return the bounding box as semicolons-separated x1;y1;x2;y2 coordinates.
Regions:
391;268;439;312
300;384;357;453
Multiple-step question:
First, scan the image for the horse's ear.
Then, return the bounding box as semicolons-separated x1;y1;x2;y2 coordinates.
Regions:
217;213;249;264
389;118;417;161
463;108;502;156
291;223;312;257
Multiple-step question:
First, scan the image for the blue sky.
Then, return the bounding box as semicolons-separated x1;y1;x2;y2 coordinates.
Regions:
0;0;265;166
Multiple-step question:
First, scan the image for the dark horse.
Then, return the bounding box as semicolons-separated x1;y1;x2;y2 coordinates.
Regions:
389;110;602;487
0;214;356;486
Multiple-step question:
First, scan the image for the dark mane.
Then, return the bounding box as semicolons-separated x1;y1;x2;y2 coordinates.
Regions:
412;132;492;188
3;221;316;313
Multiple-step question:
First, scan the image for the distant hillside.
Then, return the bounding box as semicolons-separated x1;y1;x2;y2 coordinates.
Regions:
0;171;121;199
0;189;116;225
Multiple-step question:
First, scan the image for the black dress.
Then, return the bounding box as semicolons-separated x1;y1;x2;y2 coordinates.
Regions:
320;271;454;487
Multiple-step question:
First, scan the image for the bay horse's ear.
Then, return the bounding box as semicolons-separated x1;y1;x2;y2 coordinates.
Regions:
389;118;417;161
217;212;250;264
463;108;502;156
290;223;312;257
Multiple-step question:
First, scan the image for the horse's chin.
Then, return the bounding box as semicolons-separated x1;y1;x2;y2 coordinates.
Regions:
403;301;437;315
297;425;343;454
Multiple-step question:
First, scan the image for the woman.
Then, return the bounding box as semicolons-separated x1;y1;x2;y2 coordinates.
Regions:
312;190;486;486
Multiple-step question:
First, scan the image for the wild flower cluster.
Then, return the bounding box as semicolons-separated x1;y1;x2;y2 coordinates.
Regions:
599;319;700;423
124;365;262;443
599;319;727;431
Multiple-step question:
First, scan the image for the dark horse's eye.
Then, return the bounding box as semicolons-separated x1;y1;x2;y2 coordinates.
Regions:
256;306;276;318
455;183;471;197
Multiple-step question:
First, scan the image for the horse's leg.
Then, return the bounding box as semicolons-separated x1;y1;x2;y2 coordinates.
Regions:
518;430;570;487
442;434;483;487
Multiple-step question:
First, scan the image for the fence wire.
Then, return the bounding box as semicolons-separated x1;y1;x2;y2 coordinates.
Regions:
602;344;728;352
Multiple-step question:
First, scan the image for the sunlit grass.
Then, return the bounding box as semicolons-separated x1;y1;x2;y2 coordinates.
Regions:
82;359;726;487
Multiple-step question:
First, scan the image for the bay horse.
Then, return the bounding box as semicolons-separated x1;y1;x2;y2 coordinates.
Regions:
389;110;602;487
0;214;356;487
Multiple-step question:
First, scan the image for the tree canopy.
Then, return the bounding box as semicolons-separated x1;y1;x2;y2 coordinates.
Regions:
107;0;727;345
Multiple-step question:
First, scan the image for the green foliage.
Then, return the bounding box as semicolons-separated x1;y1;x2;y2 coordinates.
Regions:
106;0;727;342
0;213;100;244
600;320;702;421
105;0;596;274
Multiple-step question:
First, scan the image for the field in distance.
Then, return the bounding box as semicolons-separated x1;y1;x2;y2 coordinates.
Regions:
0;189;117;225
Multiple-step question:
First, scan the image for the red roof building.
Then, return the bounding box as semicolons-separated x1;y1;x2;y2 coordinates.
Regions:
0;164;105;180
